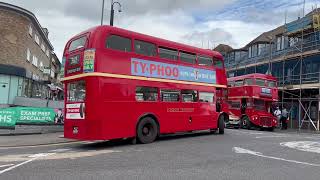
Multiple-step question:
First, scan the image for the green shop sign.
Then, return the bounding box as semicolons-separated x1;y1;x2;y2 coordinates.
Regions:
15;107;56;124
0;108;16;128
0;107;57;128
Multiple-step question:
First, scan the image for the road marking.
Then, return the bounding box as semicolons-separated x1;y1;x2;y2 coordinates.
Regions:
233;147;320;167
255;135;289;139
0;164;14;168
0;141;83;150
48;148;71;153
280;141;320;154
0;153;55;175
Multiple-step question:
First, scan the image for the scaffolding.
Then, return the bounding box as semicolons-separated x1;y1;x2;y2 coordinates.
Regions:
224;2;320;131
280;3;320;131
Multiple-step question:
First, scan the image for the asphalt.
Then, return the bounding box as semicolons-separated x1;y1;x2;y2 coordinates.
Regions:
0;129;320;180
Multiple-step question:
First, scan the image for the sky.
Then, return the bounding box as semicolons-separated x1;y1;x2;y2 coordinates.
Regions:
3;0;320;60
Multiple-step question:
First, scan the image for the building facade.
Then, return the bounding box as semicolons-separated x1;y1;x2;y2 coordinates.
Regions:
0;2;61;107
216;9;320;130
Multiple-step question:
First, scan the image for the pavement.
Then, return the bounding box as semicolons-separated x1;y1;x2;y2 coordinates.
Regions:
0;129;320;180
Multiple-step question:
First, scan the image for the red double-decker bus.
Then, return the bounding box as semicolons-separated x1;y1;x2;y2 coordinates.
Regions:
227;73;278;131
62;26;228;143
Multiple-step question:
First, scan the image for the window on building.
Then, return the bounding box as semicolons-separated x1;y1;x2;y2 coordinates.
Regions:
181;90;198;102
255;79;265;86
46;50;50;57
251;44;258;57
34;34;40;45
199;92;214;103
276;36;286;51
159;47;178;60
135;87;158;101
198;55;213;66
28;25;33;36
248;46;252;58
161;90;180;102
258;44;266;56
41;44;46;52
50;68;55;78
134;40;157;57
106;35;131;52
180;51;196;64
27;49;31;62
32;55;38;67
39;61;44;71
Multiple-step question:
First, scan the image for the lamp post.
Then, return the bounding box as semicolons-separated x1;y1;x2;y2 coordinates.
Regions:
110;0;122;26
100;0;105;25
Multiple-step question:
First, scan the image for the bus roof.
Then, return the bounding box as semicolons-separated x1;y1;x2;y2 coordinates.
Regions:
70;25;223;60
228;73;277;81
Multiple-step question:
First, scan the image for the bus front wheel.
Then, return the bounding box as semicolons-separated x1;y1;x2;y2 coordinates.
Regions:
241;116;251;130
137;117;158;144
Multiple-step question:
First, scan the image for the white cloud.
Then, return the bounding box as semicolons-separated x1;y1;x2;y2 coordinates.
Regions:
3;0;318;60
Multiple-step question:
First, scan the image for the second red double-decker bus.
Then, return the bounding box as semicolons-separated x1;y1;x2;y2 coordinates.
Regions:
62;26;228;143
227;73;278;131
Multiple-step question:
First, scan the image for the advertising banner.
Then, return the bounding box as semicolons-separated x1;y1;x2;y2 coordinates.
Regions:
131;58;216;84
0;108;16;128
0;107;64;129
15;107;56;124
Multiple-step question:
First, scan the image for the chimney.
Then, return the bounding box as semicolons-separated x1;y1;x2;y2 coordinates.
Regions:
42;28;49;37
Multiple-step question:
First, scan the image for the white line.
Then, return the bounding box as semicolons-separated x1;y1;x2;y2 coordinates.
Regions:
0;164;14;168
233;147;320;167
255;135;289;139
0;153;55;175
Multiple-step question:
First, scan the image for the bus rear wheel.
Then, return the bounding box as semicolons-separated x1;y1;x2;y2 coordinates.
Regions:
137;117;158;144
218;115;225;134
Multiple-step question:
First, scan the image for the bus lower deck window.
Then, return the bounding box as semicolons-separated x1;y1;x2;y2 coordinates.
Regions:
199;92;214;103
181;90;198;102
136;87;158;101
161;90;180;102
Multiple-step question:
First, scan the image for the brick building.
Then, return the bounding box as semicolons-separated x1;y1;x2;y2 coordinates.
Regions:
215;8;320;130
0;2;61;107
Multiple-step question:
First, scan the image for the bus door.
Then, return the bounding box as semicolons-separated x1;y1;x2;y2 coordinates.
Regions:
197;91;216;129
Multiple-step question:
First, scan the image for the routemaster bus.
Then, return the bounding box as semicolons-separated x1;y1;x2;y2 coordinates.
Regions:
227;73;278;131
62;25;228;144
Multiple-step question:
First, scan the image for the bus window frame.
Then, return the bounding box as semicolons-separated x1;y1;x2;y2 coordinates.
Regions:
67;35;88;53
105;34;134;53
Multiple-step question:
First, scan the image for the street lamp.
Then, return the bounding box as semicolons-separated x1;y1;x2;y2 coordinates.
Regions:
110;0;122;26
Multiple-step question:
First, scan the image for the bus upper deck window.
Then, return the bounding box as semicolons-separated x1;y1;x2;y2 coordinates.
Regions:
106;35;132;52
69;36;86;52
180;52;196;64
255;79;266;87
159;47;178;60
213;58;223;68
244;79;254;85
198;55;213;66
134;40;157;57
268;81;276;87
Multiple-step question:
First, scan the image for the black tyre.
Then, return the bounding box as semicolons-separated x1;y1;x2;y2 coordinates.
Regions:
241;116;251;130
137;117;158;144
218;115;225;134
267;127;275;132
